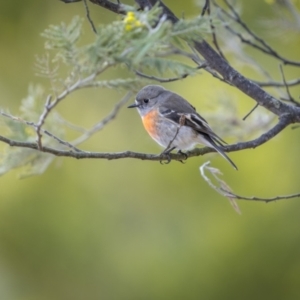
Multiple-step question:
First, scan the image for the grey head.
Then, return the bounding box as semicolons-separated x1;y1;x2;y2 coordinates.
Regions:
127;85;167;116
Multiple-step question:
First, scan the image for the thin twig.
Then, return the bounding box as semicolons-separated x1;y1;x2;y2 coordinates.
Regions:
201;0;210;16
199;161;241;213
242;103;259;121
55;115;87;133
220;189;300;202
36;95;52;149
279;64;300;106
85;0;126;15
223;114;291;152
135;70;189;82
2;0;299;164
221;0;300;67
200;161;300;204
83;0;97;34
206;0;227;61
43;130;84;152
65;0;300;122
35;63;111;148
0;110;83;152
61;0;82;2
0;113;292;161
71;92;132;145
211;1;291;104
133;0;300;119
134;63;207;83
254;78;300;88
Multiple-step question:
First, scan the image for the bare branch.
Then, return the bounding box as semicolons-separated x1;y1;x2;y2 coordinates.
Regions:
205;0;227;61
222;114;291;152
0;110;83;152
1;0;299;186
201;0;210;16
71;92;132;145
0;112;292;163
199;162;241;213
200;161;300;205
62;0;300;120
134;63;207;83
221;190;300;203
83;0;97;33
242;103;259;121
34;63;111;148
2;93;133;151
254;78;300;88
134;70;188;83
186;114;291;159
131;0;300;120
61;0;82;2
279;64;300;106
43;130;83;152
0;134;189;161
36;95;52;150
220;0;300;67
193;39;300;119
61;0;128;15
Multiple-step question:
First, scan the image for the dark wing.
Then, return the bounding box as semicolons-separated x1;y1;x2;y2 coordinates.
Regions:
158;93;237;169
185;113;227;146
158;91;227;146
160;91;198;113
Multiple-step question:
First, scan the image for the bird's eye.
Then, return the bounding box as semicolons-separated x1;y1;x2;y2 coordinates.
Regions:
143;99;149;104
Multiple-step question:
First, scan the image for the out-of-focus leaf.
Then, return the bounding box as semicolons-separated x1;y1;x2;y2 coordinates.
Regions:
0;147;54;178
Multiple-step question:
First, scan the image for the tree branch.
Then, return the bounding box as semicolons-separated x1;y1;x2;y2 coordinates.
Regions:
61;0;128;14
0;113;291;162
200;161;300;206
132;0;300;121
220;0;300;67
222;114;290;152
221;190;300;203
205;0;227;61
1;0;297;164
62;0;300;121
134;63;207;83
71;92;132;145
192;40;300;118
279;64;300;106
254;78;300;88
83;0;97;33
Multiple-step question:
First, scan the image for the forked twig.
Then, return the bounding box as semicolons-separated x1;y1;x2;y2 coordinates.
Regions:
279;64;300;106
200;161;300;205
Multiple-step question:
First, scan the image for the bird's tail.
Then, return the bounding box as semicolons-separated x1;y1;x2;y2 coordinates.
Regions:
208;139;238;170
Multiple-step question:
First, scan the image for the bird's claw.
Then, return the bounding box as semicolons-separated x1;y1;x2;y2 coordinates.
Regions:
159;150;188;164
159;152;172;164
177;150;188;164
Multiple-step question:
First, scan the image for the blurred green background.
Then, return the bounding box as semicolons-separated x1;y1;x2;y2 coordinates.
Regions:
1;1;300;299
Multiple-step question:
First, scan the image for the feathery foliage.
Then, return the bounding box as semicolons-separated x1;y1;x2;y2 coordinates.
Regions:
0;6;212;176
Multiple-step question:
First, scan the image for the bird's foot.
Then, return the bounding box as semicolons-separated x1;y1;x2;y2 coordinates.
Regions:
159;153;172;164
159;147;175;164
177;150;188;164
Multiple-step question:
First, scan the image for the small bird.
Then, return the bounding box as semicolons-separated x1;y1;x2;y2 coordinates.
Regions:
128;85;237;170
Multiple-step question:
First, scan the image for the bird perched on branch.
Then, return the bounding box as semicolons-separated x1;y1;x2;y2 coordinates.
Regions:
128;85;237;170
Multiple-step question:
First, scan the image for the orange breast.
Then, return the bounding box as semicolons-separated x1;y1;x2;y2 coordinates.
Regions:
142;110;159;140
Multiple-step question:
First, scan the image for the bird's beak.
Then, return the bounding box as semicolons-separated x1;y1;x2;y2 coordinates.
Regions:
127;103;139;108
